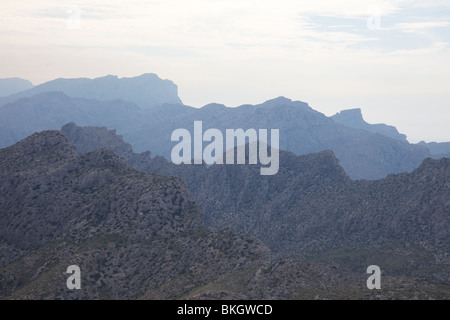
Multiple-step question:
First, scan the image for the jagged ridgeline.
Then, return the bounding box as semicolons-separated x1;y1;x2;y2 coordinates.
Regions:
63;123;449;269
0;74;449;300
0;84;435;180
65;124;449;294
1;130;449;299
0;131;266;299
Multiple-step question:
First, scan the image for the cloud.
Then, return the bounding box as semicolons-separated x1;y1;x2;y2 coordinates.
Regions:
394;21;450;33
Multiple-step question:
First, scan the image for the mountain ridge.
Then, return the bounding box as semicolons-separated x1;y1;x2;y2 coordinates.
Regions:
1;129;448;299
61;123;450;285
0;78;33;97
0;89;438;180
0;73;182;109
331;108;408;143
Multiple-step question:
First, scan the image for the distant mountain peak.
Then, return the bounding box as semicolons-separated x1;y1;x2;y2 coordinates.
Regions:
77;147;128;171
0;131;76;172
0;73;182;109
202;102;227;110
0;78;34;97
135;73;159;79
258;97;313;112
332;108;408;143
97;74;118;80
265;96;292;104
333;108;364;123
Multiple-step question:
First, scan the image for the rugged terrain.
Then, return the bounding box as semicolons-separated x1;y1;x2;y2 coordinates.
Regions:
1;130;448;299
0;131;267;299
63;123;450;286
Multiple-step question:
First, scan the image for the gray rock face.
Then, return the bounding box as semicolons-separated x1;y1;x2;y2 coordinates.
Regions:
61;122;134;157
144;147;450;272
0;73;182;109
0;131;270;299
332;108;408;143
0;78;34;97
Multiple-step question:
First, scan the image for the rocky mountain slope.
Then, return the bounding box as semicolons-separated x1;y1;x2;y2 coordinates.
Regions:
0;92;142;149
0;131;268;299
1;130;448;299
63;123;450;285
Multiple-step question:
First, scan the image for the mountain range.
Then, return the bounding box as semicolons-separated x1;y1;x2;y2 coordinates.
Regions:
0;78;33;97
1;129;448;299
61;123;449;282
0;74;181;109
0;74;449;299
0;81;440;179
331;108;408;143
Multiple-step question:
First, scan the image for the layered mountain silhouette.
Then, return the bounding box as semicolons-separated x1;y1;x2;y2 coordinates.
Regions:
418;141;450;159
1;72;448;300
62;123;450;286
0;78;33;97
1;130;448;299
0;131;268;299
0;73;181;109
0;91;432;179
330;109;450;159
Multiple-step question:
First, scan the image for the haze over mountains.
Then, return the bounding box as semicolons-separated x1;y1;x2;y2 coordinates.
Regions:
0;74;181;110
0;131;268;299
0;78;33;97
1;74;446;179
0;73;449;299
331;108;408;143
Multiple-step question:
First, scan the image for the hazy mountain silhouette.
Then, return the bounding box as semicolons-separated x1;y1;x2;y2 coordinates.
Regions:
134;97;429;179
331;108;408;143
418;141;450;159
331;108;450;161
0;73;181;109
0;92;143;149
0;91;435;179
0;78;33;97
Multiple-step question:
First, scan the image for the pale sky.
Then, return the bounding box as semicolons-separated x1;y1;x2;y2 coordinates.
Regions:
1;0;449;142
